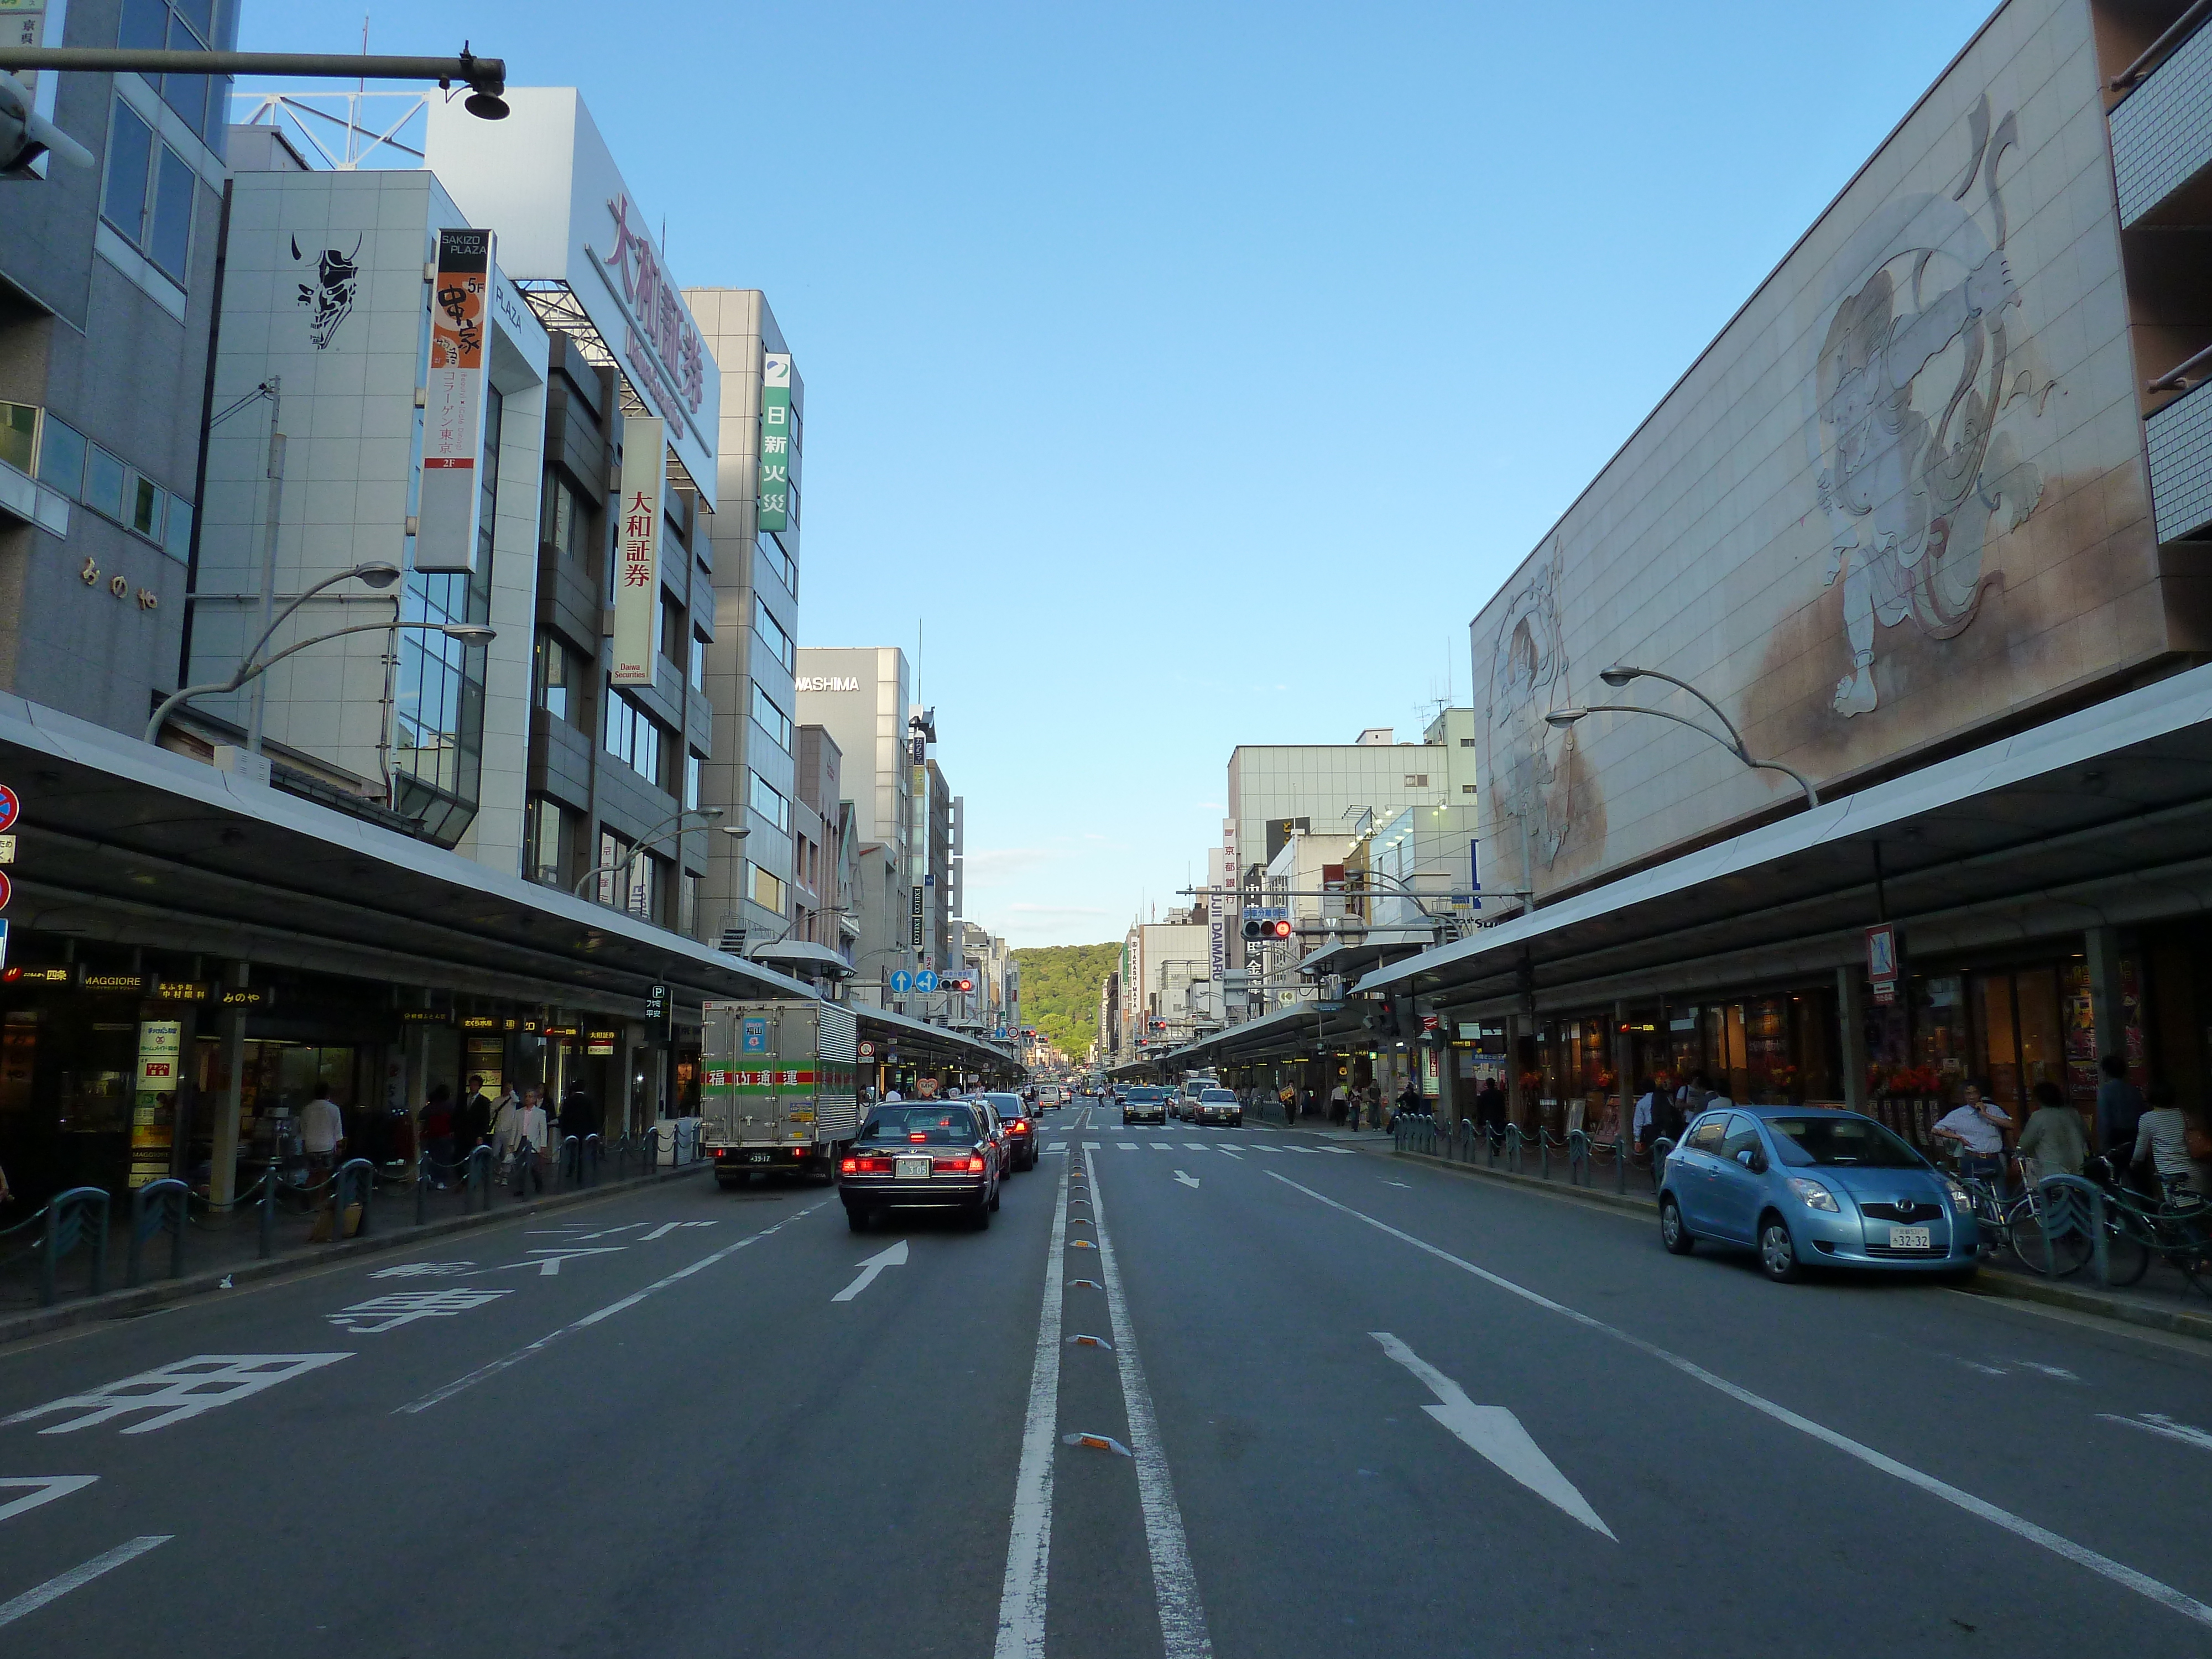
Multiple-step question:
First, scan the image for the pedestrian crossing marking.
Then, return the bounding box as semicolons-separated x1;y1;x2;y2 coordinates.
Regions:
1151;1141;1173;1150
1082;1141;1102;1150
1118;1141;1138;1150
1183;1143;1208;1152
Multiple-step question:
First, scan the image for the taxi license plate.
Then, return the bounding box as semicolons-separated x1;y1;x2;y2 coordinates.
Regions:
895;1156;931;1180
749;1153;772;1164
1888;1225;1931;1250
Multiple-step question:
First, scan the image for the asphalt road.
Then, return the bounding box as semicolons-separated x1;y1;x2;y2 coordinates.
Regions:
3;1100;2210;1657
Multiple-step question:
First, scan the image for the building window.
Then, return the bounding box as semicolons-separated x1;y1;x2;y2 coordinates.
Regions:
100;98;197;285
749;770;791;833
1404;774;1429;788
749;862;787;914
1460;784;1476;795
525;795;575;886
393;388;500;846
753;596;794;674
14;410;190;560
1459;738;1476;748
542;469;595;564
119;0;230;145
685;750;702;810
681;872;702;938
755;530;796;597
534;630;584;727
604;692;668;791
750;681;792;753
660;594;686;668
688;629;707;691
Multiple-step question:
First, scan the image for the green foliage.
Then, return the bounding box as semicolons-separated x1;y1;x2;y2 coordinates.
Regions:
1012;942;1121;1060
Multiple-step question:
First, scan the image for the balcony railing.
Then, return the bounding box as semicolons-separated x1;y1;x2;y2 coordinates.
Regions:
2110;7;2212;226
2146;375;2212;541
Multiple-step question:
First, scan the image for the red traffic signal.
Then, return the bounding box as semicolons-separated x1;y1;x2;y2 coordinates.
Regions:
1265;918;1293;940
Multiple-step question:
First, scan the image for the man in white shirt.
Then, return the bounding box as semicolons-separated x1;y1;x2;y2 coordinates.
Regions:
496;1086;550;1197
300;1084;345;1177
1632;1083;1658;1152
1933;1078;2013;1193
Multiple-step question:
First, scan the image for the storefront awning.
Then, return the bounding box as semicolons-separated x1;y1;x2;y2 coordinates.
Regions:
1350;662;2212;1018
854;1001;1020;1073
0;692;812;1018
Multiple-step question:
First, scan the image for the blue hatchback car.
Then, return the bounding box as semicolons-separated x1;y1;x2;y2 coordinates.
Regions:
1658;1105;1981;1281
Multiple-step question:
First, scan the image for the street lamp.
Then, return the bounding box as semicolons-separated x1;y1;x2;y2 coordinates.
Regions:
1546;664;1819;811
144;560;463;745
573;805;724;898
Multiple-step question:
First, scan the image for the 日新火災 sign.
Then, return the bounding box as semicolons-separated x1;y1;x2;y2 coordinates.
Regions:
758;354;794;530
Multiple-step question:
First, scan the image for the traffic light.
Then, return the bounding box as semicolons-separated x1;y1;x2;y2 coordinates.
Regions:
1265;917;1292;941
1242;917;1264;941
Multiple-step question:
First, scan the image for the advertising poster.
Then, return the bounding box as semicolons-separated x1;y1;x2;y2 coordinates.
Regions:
611;415;665;686
131;1019;184;1188
418;228;494;573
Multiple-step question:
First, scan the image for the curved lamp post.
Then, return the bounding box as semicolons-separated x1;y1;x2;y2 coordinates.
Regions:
572;806;727;899
1545;664;1819;810
144;562;498;745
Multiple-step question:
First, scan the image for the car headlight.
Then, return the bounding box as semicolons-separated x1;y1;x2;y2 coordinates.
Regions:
1786;1177;1840;1213
1944;1180;1972;1210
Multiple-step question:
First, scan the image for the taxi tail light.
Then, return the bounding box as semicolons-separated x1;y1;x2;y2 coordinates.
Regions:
910;1131;928;1144
968;1154;987;1173
840;1157;858;1175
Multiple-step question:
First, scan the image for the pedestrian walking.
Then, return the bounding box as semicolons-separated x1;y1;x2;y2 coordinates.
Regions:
2014;1079;2087;1180
1632;1078;1661;1153
300;1082;346;1181
1328;1082;1348;1125
1476;1078;1506;1134
1932;1078;2013;1194
559;1082;600;1181
497;1085;550;1197
419;1083;456;1188
2095;1055;2146;1168
456;1076;494;1165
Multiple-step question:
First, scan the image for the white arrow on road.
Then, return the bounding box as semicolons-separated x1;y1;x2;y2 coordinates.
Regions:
833;1239;910;1302
1373;1332;1615;1539
1173;1170;1201;1189
0;1476;98;1524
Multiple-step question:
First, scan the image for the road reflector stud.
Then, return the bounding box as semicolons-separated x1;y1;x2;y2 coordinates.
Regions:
1067;1333;1114;1349
1068;1279;1103;1290
1068;1239;1097;1250
1063;1432;1132;1457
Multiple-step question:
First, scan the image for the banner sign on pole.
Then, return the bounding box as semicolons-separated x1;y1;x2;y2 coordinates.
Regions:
417;228;494;573
611;415;665;685
1866;924;1901;1006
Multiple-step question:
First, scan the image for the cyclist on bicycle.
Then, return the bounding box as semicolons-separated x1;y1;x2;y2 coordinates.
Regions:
2131;1083;2202;1201
1933;1078;2014;1196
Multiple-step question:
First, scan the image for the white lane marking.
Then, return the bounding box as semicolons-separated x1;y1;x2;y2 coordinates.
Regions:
328;1288;514;1333
0;1535;170;1629
1372;1333;1614;1538
832;1239;910;1303
993;1161;1071;1659
1382;1180;1411;1189
368;1261;477;1279
1320;1147;1358;1156
1082;1141;1102;1150
1087;1162;1214;1658
1047;1144;1068;1153
4;1355;350;1436
1119;1142;1139;1151
1249;1146;1282;1154
0;1477;98;1524
2100;1412;2212;1453
1151;1142;1173;1151
487;1246;628;1276
1282;1146;1314;1154
1267;1172;2212;1632
638;1220;718;1240
1173;1171;1201;1190
1218;1148;1244;1161
1182;1143;1208;1152
397;1204;823;1414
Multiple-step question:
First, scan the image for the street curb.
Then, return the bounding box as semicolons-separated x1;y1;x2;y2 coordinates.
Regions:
1390;1146;2212;1344
1387;1145;1661;1218
0;1162;711;1351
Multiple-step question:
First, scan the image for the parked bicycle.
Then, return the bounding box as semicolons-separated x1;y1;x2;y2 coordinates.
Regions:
2078;1158;2212;1293
1947;1149;2092;1277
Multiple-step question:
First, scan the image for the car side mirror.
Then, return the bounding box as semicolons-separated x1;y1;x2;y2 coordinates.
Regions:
1738;1148;1766;1173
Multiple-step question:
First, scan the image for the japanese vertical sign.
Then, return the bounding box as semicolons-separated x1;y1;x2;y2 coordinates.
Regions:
131;1019;182;1189
758;354;792;531
417;228;493;573
612;415;665;686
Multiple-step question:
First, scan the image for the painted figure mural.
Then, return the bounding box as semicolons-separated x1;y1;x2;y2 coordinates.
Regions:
1814;93;2047;717
1483;539;1578;881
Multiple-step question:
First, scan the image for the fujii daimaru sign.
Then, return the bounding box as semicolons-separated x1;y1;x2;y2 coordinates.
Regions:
416;228;493;574
612;416;664;686
423;90;721;507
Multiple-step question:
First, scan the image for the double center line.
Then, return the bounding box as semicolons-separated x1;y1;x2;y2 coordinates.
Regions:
995;1152;1213;1658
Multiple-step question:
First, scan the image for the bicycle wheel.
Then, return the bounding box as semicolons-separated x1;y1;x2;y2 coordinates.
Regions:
2104;1211;2153;1287
2006;1201;2090;1277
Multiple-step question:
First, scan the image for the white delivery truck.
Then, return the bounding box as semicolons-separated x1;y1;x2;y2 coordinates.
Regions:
700;1000;859;1187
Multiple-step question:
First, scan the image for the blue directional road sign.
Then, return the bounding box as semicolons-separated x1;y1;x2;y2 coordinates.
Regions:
915;969;939;993
889;970;914;994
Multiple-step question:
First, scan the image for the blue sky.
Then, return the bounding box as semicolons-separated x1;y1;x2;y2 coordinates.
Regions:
243;0;1997;947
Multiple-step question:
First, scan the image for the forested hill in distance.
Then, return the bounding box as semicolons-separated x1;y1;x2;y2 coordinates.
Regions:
1012;942;1121;1062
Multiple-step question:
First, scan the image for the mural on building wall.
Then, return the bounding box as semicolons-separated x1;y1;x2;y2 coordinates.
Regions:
291;235;363;349
1482;538;1590;879
1813;92;2048;717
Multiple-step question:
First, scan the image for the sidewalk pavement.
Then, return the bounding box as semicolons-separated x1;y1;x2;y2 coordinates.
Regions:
1385;1142;2212;1345
0;1156;698;1344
